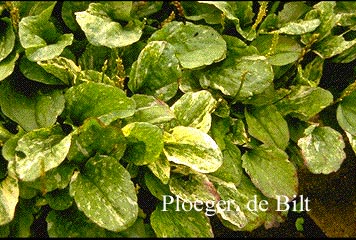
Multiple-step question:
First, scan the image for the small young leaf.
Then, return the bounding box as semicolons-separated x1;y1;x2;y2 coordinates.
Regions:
69;155;138;232
67;118;126;164
169;172;218;203
150;202;213;237
125;94;175;124
297;125;346;174
163;126;223;173
171;90;217;133
45;188;73;211
122;122;164;166
242;145;298;200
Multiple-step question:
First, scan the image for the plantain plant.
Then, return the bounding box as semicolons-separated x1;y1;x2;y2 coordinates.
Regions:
0;1;355;237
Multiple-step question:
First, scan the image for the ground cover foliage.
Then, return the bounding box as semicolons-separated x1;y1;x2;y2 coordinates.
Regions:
0;1;356;237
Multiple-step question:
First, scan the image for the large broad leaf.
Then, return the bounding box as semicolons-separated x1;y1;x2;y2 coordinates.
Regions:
275;85;334;121
67;118;126;164
182;1;223;24
69;155;138;232
0;176;19;225
64;82;136;125
0;80;65;132
297;125;346;174
125;94;175;124
0;51;19;81
61;2;90;32
150;202;213;237
19;56;64;85
122;122;163;166
170;90;217;133
314;35;356;59
241;145;298;200
149;21;226;69
7;199;34;237
337;90;356;136
75;3;143;48
245;105;290;150
0;18;15;62
14;125;72;182
163;126;223;173
128;41;181;101
169;172;218;203
18;2;73;61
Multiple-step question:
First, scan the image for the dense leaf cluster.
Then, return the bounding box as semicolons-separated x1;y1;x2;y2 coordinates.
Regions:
0;1;355;237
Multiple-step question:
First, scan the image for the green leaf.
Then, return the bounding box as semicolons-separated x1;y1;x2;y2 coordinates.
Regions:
144;171;171;201
147;154;171;185
126;94;175;124
18;2;73;61
0;224;9;237
19;56;64;85
122;122;163;166
337;90;356;135
199;54;274;98
0;51;19;81
200;1;256;41
46;207;108;237
345;132;356;155
297;125;346;174
251;35;302;66
38;56;81;85
169;172;218;202
171;90;217;133
182;1;223;24
128;41;181;101
0;176;19;225
209;140;242;186
0;18;15;62
67;118;126;164
69;155;138;232
45;188;73;211
13;1;56;17
61;2;91;32
277;19;320;35
149;21;227;69
14;125;72;182
163;126;223;173
8;199;34;237
278;2;311;25
64;82;136;125
245;105;290;150
75;3;143;48
242;145;298;200
275;85;334;121
0;80;65;132
25;162;76;193
150;202;213;237
314;35;356;59
301;1;339;44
